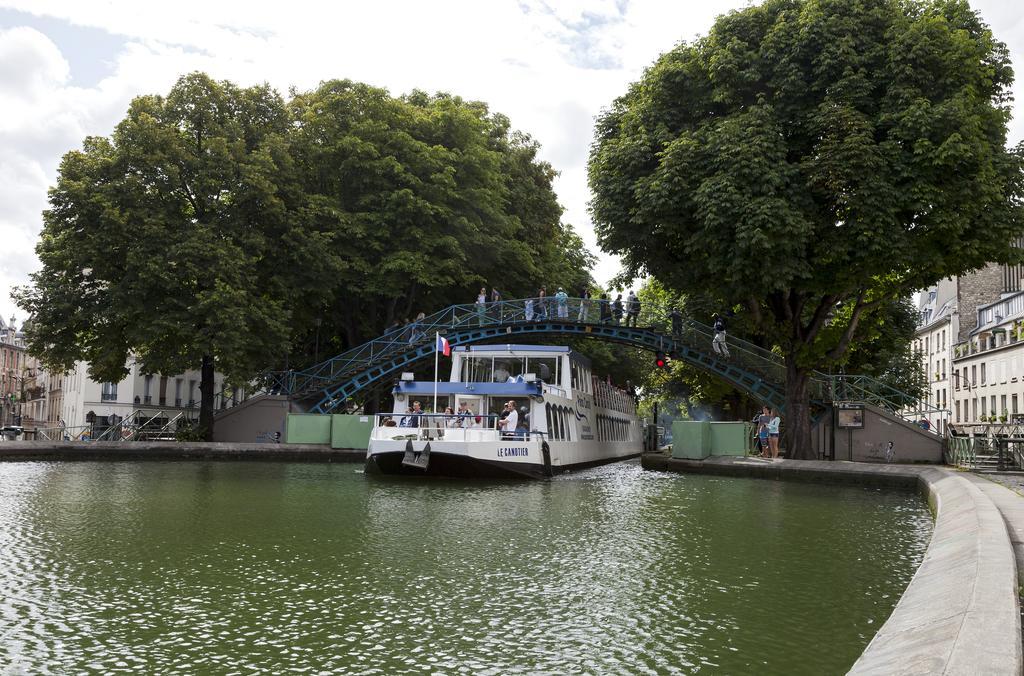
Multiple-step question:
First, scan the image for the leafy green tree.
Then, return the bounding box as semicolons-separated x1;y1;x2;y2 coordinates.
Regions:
16;73;306;439
830;297;926;399
287;82;591;359
589;0;1024;457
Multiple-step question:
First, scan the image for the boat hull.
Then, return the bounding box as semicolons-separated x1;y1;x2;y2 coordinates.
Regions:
365;446;642;480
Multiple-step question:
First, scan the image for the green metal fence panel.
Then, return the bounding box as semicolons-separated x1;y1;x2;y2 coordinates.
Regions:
709;422;753;456
330;414;372;450
285;414;331;445
671;421;711;459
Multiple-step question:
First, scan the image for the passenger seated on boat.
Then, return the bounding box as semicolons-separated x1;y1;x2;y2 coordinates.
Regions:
399;405;421;427
382;416;397;427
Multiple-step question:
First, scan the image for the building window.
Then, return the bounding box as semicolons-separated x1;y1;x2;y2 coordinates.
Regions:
100;382;117;402
981;398;987;417
1014;394;1019;415
144;374;153;404
992;396;997;417
175;378;183;407
973;365;978;386
973;398;978;420
1001;395;1007;418
955;401;961;423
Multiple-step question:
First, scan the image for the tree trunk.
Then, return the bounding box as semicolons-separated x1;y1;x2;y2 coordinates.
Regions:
199;353;215;442
784;357;815;459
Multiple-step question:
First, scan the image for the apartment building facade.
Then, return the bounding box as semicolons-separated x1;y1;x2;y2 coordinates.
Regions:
915;260;1024;430
0;316;27;426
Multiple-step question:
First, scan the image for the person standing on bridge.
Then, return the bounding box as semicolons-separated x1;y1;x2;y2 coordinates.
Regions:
625;290;640;327
599;293;611;324
712;313;730;357
490;287;502;322
536;287;548;321
612;294;624;324
670;307;682;336
476;288;487;325
577;287;591;322
555;288;569;319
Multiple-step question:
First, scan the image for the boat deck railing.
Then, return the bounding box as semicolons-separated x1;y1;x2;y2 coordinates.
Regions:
371;413;538;442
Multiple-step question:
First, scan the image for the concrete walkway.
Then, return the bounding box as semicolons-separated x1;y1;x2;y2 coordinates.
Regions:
643;455;1023;675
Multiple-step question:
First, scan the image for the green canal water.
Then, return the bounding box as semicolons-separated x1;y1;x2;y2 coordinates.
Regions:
0;461;931;674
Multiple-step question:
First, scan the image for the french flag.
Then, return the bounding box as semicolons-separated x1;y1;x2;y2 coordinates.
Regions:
435;333;451;357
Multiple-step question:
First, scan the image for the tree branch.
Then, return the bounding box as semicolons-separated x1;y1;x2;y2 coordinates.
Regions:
825;292;886;360
802;293;838;345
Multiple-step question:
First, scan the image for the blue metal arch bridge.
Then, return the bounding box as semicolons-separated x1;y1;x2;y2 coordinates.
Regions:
265;297;936;422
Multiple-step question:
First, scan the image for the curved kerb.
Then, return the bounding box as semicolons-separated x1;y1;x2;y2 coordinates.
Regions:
849;468;1022;674
306;322;789;413
645;457;1022;674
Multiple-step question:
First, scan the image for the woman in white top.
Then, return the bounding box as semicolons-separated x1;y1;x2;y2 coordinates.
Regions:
767;409;781;458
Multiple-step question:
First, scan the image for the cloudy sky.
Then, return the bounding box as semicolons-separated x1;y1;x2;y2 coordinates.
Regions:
1;0;1022;327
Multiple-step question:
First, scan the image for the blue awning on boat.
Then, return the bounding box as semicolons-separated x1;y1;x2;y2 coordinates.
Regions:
392;381;543;396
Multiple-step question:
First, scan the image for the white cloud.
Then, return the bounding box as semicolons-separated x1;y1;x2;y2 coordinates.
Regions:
0;0;1023;323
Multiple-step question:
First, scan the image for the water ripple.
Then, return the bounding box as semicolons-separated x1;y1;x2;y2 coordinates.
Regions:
0;461;931;674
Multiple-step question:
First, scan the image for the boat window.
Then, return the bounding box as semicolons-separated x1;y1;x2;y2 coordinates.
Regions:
493;358;526;383
461;357;493;383
528;357;558;385
545;404;553;439
570;363;579;391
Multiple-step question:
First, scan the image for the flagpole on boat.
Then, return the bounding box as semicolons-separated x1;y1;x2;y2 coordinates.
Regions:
433;332;440;415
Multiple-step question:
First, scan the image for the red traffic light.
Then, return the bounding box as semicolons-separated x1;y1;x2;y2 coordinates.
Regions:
655;351;668;369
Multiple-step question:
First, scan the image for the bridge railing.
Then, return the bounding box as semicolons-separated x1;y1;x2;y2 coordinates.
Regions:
263;296;933;418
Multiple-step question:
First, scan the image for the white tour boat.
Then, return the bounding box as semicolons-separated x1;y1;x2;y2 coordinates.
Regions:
365;345;643;479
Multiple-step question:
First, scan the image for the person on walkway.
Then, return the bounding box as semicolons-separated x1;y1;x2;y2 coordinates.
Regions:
599;293;611;324
525;297;534;322
536;287;548;321
612;294;624;324
712;313;730;357
751;411;763;455
625;290;640;327
768;409;781;458
577;287;590;322
670;307;682;336
757;406;771;458
555;287;569;319
475;287;487;326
